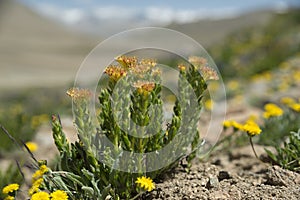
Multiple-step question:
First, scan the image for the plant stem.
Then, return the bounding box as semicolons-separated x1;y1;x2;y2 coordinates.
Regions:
249;136;258;159
130;192;143;200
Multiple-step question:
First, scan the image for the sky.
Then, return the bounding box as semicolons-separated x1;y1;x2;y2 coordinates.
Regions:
18;0;300;35
20;0;300;10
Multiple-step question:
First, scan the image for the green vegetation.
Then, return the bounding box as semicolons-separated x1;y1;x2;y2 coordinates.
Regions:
259;100;300;146
210;9;300;80
40;55;214;199
0;88;71;152
265;129;300;172
0;163;23;199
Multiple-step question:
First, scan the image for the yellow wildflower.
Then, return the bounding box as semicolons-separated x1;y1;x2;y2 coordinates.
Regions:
223;120;233;128
278;82;289;91
4;196;14;200
50;190;68;200
178;64;186;72
247;114;258;122
208;82;220;92
32;165;49;181
30;191;50;200
29;178;44;195
242;120;262;136
33;178;43;187
223;120;244;131
293;71;300;82
25;142;38;152
29;186;38;196
222;120;244;130
232;121;244;130
204;99;213;110
289;103;300;112
136;176;155;192
263;103;283;119
31;114;49;129
32;170;43;181
280;97;295;106
227;80;239;90
2;183;19;194
262;72;272;81
39;165;48;174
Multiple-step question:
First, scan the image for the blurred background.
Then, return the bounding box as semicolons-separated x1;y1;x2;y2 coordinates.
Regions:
0;0;300;195
1;0;299;90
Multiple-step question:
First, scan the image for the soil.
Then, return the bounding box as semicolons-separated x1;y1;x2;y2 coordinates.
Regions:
142;146;300;200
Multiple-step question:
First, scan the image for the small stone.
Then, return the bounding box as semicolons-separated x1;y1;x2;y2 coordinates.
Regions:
218;171;231;181
206;176;219;189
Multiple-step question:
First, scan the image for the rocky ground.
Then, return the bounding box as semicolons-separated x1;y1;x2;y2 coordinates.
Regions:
143;146;300;200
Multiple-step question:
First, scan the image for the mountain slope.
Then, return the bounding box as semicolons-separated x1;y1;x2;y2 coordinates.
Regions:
0;0;98;90
167;10;274;48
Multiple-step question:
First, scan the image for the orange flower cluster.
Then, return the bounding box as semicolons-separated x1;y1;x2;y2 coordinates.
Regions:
66;88;92;100
133;80;156;96
104;65;127;81
188;56;219;81
105;56;158;81
115;56;137;69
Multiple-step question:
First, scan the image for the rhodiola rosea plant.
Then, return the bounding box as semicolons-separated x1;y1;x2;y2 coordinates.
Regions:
2;55;218;200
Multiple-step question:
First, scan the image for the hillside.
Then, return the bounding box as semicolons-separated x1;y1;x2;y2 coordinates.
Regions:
0;1;286;91
167;10;274;48
0;0;98;90
208;8;300;80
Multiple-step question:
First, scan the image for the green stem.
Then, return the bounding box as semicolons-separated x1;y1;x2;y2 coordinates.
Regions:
249;136;258;159
130;192;144;200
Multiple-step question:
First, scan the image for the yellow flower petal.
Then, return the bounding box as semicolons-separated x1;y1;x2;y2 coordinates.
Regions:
136;176;155;192
2;183;19;194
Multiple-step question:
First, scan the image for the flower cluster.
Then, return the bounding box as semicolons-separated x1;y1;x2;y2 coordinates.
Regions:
263;103;283;119
66;88;92;101
281;97;300;112
242;119;262;136
27;163;68;199
223;118;261;136
115;56;137;69
30;190;68;200
223;117;262;158
188;56;219;81
104;65;127;81
2;184;19;195
132;80;156;96
2;183;19;200
29;164;49;196
104;56;159;96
